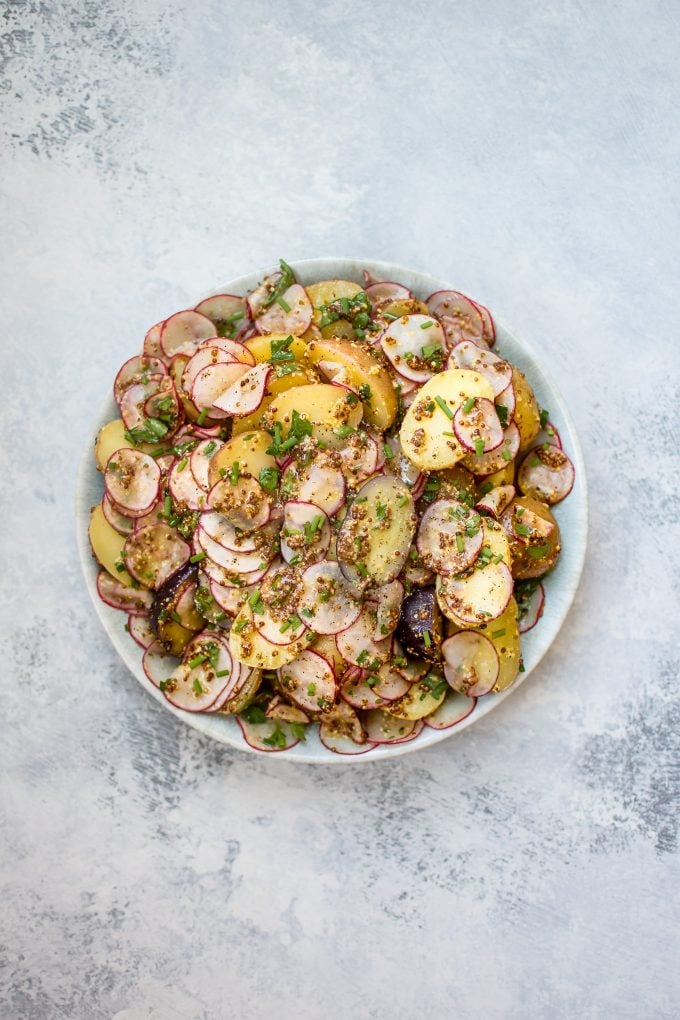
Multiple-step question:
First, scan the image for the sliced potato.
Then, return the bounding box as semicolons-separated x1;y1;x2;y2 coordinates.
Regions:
244;332;308;365
229;604;310;670
319;319;356;340
231;365;315;435
88;503;135;586
481;518;511;568
380;298;429;317
306;279;363;324
305;336;398;430
266;383;363;444
400;369;494;471
485;597;520;692
386;671;447;720
95;419;158;471
499;495;561;579
512;366;541;451
209;430;277;488
337;475;417;585
484;463;516;488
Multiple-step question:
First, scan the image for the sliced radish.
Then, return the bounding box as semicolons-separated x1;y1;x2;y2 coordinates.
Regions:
265;696;310;725
208;577;253;616
426;290;485;344
189;439;224;493
471;298;496;346
424;691;477;729
197;336;256;365
401;560;435;587
118;376;165;430
206;660;244;712
298;561;362;635
447;340;512;397
475;484;515;518
278;650;337;714
339;433;380;485
255;283;312;336
169;456;208;511
517;446;575;504
363;710;419;744
319;729;376;754
202;555;269;588
200;511;258;553
114;355;167;401
442;631;499;696
143;322;165;360
336;609;392;667
164;632;234;712
340;672;389;710
191;361;250;415
127;613;156;649
440;317;489;352
142;640;179;689
210;361;272;417
131;492;165;532
105;449;161;517
124;522;191;589
207;475;271;531
370;662;411;702
495;381;516;423
453;397;504;453
416;499;483;575
366;281;412;307
251;603;307;647
194;293;247;331
317;360;359;395
464;422;520;476
237;716;301;752
369;580;404;641
101;494;134;535
96;570;153;612
536;421;562;448
437;562;513;626
160;310;215;359
182;346;239;394
280;501;331;565
518;581;545;633
196;527;268;574
285;456;346;517
380;314;446;382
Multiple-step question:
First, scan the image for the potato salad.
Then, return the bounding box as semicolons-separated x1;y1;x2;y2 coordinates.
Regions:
90;260;575;753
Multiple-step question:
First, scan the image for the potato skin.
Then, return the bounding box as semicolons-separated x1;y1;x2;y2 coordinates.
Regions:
499;495;561;579
150;562;203;657
512;366;541;452
305;336;397;430
396;587;443;663
88;503;135;586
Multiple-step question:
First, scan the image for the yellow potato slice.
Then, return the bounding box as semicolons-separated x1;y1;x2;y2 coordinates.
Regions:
231;366;314;435
484;463;516;488
209;430;277;488
481;518;512;568
305;336;398;431
400;369;494;471
485;597;521;692
88;503;135;586
266;383;363;442
386;672;447;720
512;366;541;451
244;333;308;365
229;605;310;670
306;279;363;325
95;419;159;471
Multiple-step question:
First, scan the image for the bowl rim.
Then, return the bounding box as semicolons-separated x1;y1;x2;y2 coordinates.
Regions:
75;256;588;764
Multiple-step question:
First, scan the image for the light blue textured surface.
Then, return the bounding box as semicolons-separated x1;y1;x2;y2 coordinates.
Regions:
1;2;678;1018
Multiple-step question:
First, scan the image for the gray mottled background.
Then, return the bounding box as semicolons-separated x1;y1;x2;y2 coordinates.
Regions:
1;1;678;1017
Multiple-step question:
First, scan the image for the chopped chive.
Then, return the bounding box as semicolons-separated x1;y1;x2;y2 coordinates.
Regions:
233;618;248;632
423;630;431;648
491;628;506;639
275;295;291;313
230;461;240;484
189;551;206;564
383;442;394;460
455;533;465;553
434;395;453;419
196;408;209;426
474;439;485;456
188;654;208;669
515;522;531;537
382;312;398;321
192;678;204;695
528;544;551;558
502;450;512;461
177;457;188;472
420;320;434;329
202;440;217;456
462;396;475;414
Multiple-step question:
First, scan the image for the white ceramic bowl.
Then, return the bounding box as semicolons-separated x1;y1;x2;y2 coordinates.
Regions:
76;257;587;763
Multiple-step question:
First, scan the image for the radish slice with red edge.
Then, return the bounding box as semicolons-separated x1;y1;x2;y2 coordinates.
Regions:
164;631;234;712
536;421;562;448
285;457;346;517
196;527;269;574
298;561;362;635
280;501;331;566
182;346;239;394
442;631;499;696
495;381;516;423
237;716;301;752
208;577;254;616
169;456;208;511
453;397;504;453
471;298;496;346
96;570;153;612
200;510;258;553
463;422;520;476
194;293;247;332
212;362;273;417
127;613;155;649
380;314;446;383
206;660;245;712
437;563;514;626
336;609;392;667
363;710;419;744
124;522;191;589
197;336;256;365
517;581;545;633
424;691;477;729
340;673;389;710
368;580;404;641
254;283;312;336
518;446;575;504
143;322;165;361
317;360;359;395
448;340;512;398
143;640;179;689
160;310;215;359
143;378;180;429
114;355;167;401
202;555;269;588
370;663;411;702
118;377;165;430
104;449;161;517
265;697;310;725
278;649;337;714
319;729;376;755
426;291;485;344
475;484;515;519
191;361;249;415
416;499;483;575
207;475;271;531
366;281;412;307
189;439;224;493
339;433;380;485
101;494;134;535
251;603;307;647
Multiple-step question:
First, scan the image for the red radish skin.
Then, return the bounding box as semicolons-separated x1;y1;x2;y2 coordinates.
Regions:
518;582;546;633
212;362;273;417
118;377;165;430
442;631;500;696
207;475;272;531
124;522;191;589
340;674;390;710
194;293;247;329
169;456;209;512
518;446;575;504
160;310;215;359
202;555;270;588
101;494;134;535
182;346;240;393
424;691;477;729
336;610;392;667
254;283;313;336
189;439;224;493
200;511;259;553
143;322;166;361
191;361;249;415
196;527;269;575
127;613;156;649
495;381;516;423
416;499;484;575
366;281;412;307
285;458;347;517
453;397;504;454
464;422;520;476
380;314;446;383
142;640;179;689
447;340;512;397
114;355;167;401
104;449;161;517
471;298;496;346
298;561;362;635
426;291;485;345
163;632;234;712
535;421;562;448
96;570;153;613
197;336;256;365
278;650;337;714
475;484;516;519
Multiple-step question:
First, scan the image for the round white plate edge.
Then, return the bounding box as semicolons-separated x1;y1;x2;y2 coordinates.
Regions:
75;256;588;764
